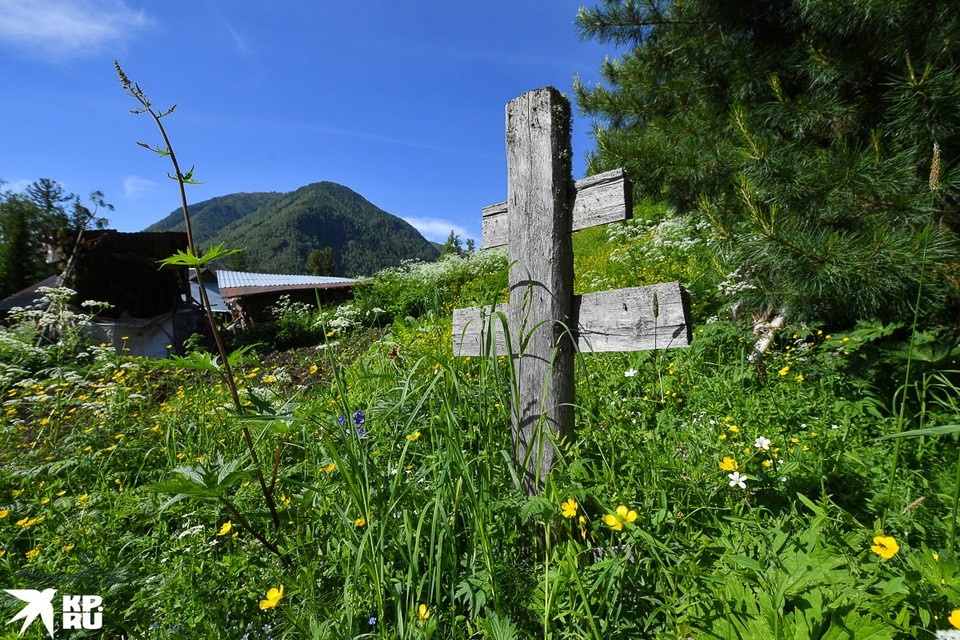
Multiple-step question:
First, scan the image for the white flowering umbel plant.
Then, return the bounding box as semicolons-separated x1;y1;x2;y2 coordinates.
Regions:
116;62;285;554
3;286;111;368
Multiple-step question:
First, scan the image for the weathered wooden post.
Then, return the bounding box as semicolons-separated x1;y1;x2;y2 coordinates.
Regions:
505;87;575;492
453;87;692;492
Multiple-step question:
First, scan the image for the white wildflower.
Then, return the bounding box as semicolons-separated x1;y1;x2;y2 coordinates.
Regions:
728;472;747;489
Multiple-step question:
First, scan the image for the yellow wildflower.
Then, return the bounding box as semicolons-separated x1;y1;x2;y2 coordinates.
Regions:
778;365;790;376
354;516;366;527
258;585;284;610
406;430;421;442
561;498;578;518
949;609;960;629
218;521;232;536
719;457;738;472
321;462;336;473
417;604;431;624
604;505;637;531
871;535;899;559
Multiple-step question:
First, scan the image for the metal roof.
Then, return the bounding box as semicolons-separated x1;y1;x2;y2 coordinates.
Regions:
0;275;59;313
215;270;356;298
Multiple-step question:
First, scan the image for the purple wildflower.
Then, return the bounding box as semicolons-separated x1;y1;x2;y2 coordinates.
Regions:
341;410;368;438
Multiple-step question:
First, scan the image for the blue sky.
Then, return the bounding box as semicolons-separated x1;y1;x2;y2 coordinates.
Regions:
0;1;618;246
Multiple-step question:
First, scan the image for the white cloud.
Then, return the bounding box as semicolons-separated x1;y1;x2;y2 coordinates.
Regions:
1;178;32;194
221;20;249;55
0;0;150;58
123;175;158;199
401;216;472;244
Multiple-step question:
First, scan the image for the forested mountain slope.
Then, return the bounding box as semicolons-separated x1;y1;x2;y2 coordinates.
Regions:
145;182;438;276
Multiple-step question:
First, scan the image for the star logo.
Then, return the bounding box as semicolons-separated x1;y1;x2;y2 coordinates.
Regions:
4;589;57;638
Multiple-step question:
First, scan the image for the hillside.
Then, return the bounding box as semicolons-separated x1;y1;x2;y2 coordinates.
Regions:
145;182;439;276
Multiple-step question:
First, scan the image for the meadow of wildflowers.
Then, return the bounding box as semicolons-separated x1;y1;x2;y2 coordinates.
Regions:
0;228;959;639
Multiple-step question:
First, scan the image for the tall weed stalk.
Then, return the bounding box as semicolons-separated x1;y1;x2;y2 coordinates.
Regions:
115;62;281;531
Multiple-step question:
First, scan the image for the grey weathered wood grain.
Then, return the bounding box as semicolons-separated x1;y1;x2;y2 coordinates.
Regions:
481;168;632;249
574;283;691;352
505;87;576;492
452;282;691;356
452;304;511;356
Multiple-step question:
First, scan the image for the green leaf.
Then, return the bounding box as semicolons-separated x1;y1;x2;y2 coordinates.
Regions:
874;424;960;440
167;350;221;372
822;608;895;640
795;492;827;517
136;141;170;157
181;164;203;184
519;495;554;522
159;243;243;268
151;457;249;502
226;343;259;368
726;554;764;573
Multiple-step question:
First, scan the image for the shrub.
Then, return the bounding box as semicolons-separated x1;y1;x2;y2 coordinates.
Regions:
354;250;509;321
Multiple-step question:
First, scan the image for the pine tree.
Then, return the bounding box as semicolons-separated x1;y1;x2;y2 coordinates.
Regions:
576;0;960;325
0;180;112;297
26;179;110;242
306;246;337;276
439;230;463;259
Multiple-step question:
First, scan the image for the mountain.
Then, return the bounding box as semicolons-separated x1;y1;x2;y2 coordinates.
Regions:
144;182;439;276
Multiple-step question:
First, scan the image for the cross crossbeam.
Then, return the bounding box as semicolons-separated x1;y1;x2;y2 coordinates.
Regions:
451;87;692;492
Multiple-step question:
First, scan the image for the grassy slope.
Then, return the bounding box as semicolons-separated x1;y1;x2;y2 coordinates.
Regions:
0;222;958;639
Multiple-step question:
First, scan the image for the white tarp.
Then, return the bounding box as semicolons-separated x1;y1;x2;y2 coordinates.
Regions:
86;311;175;359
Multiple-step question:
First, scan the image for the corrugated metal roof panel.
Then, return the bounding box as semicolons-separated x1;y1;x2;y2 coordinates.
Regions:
217;270;355;289
215;270;356;299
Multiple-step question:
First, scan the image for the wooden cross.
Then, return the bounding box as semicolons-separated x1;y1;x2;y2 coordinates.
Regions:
452;87;692;492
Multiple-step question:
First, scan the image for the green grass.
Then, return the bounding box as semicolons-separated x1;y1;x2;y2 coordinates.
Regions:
1;227;960;639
